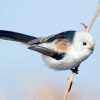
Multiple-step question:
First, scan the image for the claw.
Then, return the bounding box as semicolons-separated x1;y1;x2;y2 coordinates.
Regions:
71;68;79;74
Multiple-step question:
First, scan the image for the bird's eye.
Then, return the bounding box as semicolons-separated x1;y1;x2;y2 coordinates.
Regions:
83;42;87;46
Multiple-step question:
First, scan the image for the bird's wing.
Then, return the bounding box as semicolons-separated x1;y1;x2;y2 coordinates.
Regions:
28;45;55;56
28;45;65;60
28;35;55;45
28;31;75;45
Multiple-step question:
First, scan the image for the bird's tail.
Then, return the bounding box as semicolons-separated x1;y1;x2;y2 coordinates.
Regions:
0;30;37;44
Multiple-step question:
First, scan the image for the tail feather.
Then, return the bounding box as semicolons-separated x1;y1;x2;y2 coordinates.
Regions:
0;30;37;44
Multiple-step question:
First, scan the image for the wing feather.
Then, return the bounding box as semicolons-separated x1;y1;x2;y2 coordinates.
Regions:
28;45;65;60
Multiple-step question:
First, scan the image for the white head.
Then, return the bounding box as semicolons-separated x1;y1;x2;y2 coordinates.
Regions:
72;31;95;61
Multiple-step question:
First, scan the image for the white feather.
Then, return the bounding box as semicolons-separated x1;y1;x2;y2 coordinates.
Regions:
42;31;95;70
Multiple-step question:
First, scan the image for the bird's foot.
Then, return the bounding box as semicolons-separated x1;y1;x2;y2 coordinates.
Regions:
71;68;79;74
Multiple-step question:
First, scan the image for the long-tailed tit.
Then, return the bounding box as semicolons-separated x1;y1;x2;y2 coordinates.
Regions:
0;30;95;71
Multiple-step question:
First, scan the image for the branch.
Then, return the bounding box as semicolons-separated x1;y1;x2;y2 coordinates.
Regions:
63;1;100;100
63;72;76;100
82;0;100;32
63;66;79;100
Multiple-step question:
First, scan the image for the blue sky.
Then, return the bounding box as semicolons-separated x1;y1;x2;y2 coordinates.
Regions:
0;0;99;100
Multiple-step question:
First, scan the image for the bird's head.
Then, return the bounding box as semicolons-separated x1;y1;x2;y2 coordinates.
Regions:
71;31;95;61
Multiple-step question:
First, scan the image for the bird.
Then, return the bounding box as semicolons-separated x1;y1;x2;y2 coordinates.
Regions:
0;30;95;72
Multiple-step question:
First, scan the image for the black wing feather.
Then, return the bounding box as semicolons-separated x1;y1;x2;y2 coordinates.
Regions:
28;45;65;60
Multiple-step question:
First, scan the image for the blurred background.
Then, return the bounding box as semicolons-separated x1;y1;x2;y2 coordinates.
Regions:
0;0;100;100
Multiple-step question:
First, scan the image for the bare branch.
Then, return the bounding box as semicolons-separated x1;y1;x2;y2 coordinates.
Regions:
63;73;76;100
87;0;100;32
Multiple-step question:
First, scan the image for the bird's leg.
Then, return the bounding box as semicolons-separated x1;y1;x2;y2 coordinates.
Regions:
71;66;79;74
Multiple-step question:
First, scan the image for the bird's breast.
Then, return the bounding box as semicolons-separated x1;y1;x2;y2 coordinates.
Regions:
42;53;80;70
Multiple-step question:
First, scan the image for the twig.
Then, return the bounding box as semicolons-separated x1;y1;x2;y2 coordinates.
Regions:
63;66;79;100
82;0;100;32
63;1;100;100
87;0;100;32
63;72;76;100
81;23;88;30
